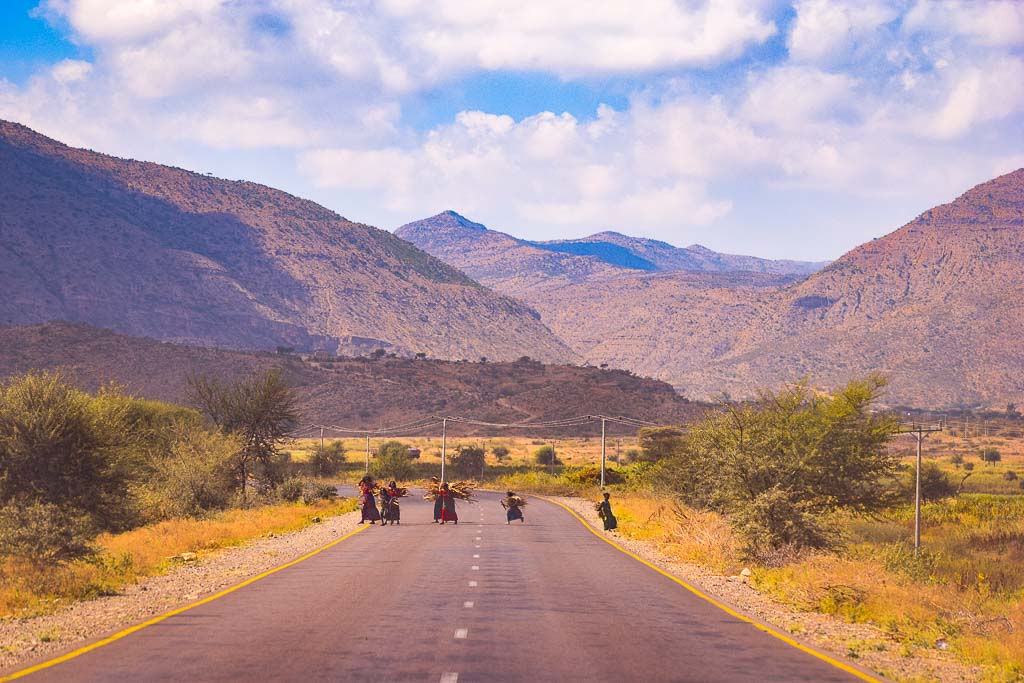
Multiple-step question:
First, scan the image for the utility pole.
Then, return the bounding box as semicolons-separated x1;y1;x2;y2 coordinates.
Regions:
550;440;555;475
600;417;607;489
319;426;324;478
364;434;370;474
440;417;448;482
897;420;944;554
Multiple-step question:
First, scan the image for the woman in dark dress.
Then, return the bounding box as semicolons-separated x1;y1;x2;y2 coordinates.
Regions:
359;476;381;525
382;481;401;525
597;492;617;531
430;476;443;523
501;491;525;524
438;482;458;524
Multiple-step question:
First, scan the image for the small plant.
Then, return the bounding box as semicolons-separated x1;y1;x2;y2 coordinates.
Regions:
302;482;337;504
533;444;560;466
979;447;1001;464
1004;470;1018;481
278;478;304;503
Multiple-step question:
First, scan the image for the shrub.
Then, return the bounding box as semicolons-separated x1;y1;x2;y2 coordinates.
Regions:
624;448;641;463
1005;470;1018;481
563;465;624;487
279;478;304;503
637;426;685;463
302;482;338;504
0;371;132;532
451;445;485;477
979;447;1002;464
533;444;561;466
0;502;96;565
311;440;346;476
662;376;898;554
142;423;239;519
371;441;415;480
904;461;956;502
491;445;510;461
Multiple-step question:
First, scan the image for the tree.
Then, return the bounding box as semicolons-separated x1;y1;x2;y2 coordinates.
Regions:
979;447;1001;465
659;376;898;557
370;349;386;359
491;445;510;462
451;444;486;477
637;426;685;463
188;370;299;497
0;371;132;533
415;352;427;360
371;441;415;480
533;444;560;466
906;461;956;503
312;440;346;477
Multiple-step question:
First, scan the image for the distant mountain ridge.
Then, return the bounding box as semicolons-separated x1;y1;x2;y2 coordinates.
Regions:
0;121;573;363
396;211;827;287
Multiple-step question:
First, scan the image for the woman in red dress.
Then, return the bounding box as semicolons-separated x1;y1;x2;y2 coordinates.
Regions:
438;482;458;524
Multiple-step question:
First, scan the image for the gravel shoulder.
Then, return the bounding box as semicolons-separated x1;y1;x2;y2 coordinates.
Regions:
0;508;363;675
549;495;981;683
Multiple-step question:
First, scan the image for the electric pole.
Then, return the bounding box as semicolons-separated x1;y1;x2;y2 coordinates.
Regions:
440;417;448;482
319;426;324;478
600;417;607;488
897;419;944;554
364;433;370;474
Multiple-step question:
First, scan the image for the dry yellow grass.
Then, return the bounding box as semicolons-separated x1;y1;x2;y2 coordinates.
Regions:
0;498;357;619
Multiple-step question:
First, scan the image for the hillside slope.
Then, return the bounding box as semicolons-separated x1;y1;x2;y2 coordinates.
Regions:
534;170;1024;408
0;322;700;433
0;121;572;362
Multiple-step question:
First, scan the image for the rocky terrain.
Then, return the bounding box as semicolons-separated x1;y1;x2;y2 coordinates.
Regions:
0;121;571;363
0;322;702;433
397;171;1024;409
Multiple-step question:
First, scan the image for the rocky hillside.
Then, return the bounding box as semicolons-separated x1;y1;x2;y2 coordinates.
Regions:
527;170;1024;408
0;322;701;434
395;210;825;294
0;121;572;363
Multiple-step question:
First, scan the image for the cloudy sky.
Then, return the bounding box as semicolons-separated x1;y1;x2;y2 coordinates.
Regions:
2;0;1022;260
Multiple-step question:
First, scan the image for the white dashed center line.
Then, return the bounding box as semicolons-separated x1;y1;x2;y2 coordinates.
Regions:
471;565;479;570
468;580;478;587
454;628;469;640
464;601;474;608
473;554;480;558
440;673;458;683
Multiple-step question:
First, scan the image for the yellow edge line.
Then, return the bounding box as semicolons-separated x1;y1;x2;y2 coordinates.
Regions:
0;522;370;682
538;495;883;683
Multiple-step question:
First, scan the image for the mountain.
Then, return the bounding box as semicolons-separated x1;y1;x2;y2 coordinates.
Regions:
397;171;1024;409
0;322;701;433
545;232;828;275
528;170;1024;408
0;121;572;363
395;211;827;293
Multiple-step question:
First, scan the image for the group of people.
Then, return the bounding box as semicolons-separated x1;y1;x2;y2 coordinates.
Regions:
358;476;404;525
358;475;618;531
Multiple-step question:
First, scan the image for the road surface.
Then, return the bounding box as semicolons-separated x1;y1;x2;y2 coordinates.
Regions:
9;491;873;682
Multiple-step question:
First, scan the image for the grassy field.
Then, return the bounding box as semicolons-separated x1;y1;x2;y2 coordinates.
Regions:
0;498;357;620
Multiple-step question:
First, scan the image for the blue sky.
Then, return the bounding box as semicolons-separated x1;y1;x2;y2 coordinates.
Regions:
1;1;1022;260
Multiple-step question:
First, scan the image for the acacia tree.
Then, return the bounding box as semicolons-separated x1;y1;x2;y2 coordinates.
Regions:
188;370;298;497
659;376;898;557
372;440;415;480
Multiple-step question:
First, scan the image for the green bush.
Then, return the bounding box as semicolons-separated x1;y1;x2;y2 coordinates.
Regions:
979;447;1002;464
311;441;346;476
563;465;624;487
142;423;239;519
302;482;338;504
491;445;510;461
451;445;485;477
904;461;956;502
0;502;96;564
279;478;305;503
533;444;561;466
371;441;415;480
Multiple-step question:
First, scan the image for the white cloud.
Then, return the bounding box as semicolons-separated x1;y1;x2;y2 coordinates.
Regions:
904;0;1024;48
50;59;92;84
788;0;899;64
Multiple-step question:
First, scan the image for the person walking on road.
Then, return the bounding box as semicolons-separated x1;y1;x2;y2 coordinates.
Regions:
438;482;458;525
501;491;525;524
597;492;617;531
382;481;402;525
359;475;381;525
429;476;443;523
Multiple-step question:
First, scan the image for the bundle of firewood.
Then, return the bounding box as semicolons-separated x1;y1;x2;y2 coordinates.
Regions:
388;486;409;497
355;482;380;495
423;480;476;502
503;495;527;509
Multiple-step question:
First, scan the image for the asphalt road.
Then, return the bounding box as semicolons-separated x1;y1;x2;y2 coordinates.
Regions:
15;491;871;682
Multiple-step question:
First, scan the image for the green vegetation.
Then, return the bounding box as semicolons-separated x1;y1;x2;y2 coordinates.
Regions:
450;444;485;477
370;440;416;480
